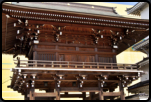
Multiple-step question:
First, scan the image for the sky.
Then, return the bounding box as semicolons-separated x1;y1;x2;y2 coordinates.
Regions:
106;2;138;5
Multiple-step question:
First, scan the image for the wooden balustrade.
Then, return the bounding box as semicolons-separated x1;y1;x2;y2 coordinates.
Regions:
13;60;138;70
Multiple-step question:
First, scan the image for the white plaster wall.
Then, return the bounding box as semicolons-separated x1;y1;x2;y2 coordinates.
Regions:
141;4;149;19
140;63;149;82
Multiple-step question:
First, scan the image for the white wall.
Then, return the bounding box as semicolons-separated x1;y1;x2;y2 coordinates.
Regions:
141;4;149;19
141;63;149;82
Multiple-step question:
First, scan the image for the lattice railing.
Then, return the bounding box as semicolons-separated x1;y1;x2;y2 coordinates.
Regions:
14;60;139;70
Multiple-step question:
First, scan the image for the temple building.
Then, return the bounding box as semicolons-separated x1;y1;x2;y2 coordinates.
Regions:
2;2;149;100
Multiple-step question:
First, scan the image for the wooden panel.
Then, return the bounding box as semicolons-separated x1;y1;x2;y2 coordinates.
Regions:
38;45;55;49
78;55;95;62
2;13;6;51
59;54;95;62
58;46;75;50
4;17;18;51
79;47;94;51
37;53;56;60
98;57;114;63
98;48;112;52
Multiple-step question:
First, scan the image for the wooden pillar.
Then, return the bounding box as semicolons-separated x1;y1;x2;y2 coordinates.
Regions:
33;45;37;60
24;89;29;100
82;92;86;100
29;88;35;100
113;55;117;63
76;47;79;51
56;89;60;100
55;81;60;100
55;45;59;61
98;82;104;100
119;80;125;100
33;51;37;60
95;48;98;62
89;92;95;100
99;88;104;100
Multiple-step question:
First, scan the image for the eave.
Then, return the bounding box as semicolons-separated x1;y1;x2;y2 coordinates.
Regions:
2;3;149;56
126;2;148;16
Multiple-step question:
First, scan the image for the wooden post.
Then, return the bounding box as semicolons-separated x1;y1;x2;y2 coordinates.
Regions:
89;92;95;100
97;63;99;69
83;62;85;68
119;80;125;100
110;64;112;69
56;52;59;61
33;51;37;60
17;57;20;67
56;89;60;100
52;61;54;67
29;88;35;100
35;60;37;67
98;82;104;100
68;62;69;68
82;92;86;100
55;81;60;100
24;89;29;100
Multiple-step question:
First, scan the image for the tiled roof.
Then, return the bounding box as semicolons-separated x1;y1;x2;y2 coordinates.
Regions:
128;80;149;90
126;2;148;16
132;36;149;51
11;2;122;17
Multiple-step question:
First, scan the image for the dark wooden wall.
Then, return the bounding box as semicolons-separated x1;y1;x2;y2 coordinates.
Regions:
2;13;7;51
33;44;116;63
2;13;19;52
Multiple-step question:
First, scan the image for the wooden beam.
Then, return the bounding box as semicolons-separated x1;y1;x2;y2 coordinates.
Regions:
60;87;99;92
60;94;84;98
103;92;121;96
34;79;119;83
38;42;112;49
28;20;125;32
27;92;56;97
34;92;56;97
21;71;138;77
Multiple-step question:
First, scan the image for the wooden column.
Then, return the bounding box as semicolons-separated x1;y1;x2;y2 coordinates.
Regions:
55;45;59;61
98;82;104;100
76;47;79;51
29;88;35;100
113;55;117;63
119;80;125;100
56;89;60;100
89;92;95;100
95;48;98;62
24;89;29;100
82;92;86;100
33;51;37;60
33;45;37;60
55;81;60;100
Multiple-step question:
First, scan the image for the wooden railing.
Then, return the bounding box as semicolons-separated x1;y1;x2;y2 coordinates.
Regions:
13;60;138;70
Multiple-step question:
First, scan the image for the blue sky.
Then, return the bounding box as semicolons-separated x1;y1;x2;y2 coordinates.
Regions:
105;2;138;5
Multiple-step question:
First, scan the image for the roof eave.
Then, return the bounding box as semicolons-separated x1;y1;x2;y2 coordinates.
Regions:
126;2;147;15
